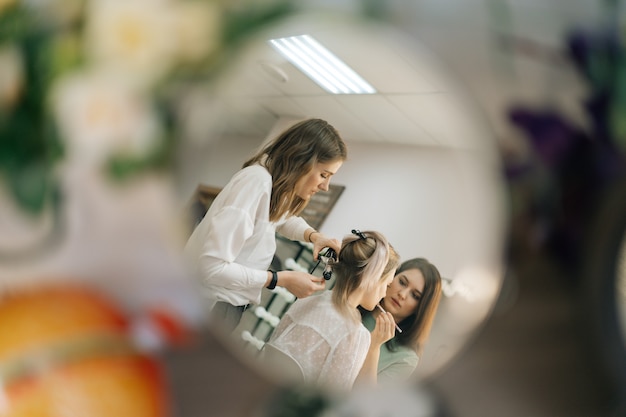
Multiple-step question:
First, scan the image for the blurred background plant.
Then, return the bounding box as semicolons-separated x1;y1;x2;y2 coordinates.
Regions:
0;2;310;415
501;0;626;273
494;2;626;413
0;0;296;218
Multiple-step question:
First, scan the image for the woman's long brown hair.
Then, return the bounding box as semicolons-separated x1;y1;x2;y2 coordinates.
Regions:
243;118;347;222
388;258;443;355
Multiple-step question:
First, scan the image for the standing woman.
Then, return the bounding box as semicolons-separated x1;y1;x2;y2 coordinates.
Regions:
184;119;347;332
262;229;400;392
357;257;443;385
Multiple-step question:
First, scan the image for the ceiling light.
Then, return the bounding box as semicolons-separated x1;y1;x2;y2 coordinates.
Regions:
268;34;376;95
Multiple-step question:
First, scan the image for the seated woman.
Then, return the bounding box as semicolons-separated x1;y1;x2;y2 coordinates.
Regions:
357;257;443;385
260;229;400;392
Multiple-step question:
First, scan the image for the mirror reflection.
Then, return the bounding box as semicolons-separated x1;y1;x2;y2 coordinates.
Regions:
176;12;506;388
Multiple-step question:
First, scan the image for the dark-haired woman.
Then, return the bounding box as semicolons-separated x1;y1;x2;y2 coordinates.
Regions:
357;257;443;385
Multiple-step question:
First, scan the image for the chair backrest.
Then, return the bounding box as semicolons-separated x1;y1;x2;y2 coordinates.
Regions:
259;343;305;384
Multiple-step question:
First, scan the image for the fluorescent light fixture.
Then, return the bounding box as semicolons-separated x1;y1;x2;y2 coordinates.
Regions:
268;34;376;94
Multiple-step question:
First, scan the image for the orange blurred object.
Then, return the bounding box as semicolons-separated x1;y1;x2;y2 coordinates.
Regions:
0;285;171;417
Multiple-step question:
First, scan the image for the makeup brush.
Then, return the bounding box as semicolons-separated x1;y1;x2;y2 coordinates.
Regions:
376;304;402;333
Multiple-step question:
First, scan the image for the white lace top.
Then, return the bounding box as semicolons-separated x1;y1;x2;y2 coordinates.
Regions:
265;291;371;392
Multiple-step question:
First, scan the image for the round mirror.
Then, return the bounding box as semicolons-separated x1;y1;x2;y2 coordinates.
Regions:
175;10;507;390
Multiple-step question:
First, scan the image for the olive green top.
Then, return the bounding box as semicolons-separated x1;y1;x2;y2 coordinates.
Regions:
362;312;419;385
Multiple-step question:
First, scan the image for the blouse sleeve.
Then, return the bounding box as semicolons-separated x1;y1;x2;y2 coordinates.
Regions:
197;206;267;294
377;354;419;385
275;215;311;241
265;310;333;384
318;328;371;391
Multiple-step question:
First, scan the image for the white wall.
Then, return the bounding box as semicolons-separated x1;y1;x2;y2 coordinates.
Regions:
175;133;264;203
324;142;505;279
178;134;505;282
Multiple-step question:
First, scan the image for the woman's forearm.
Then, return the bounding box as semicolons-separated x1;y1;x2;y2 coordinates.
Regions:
355;345;380;385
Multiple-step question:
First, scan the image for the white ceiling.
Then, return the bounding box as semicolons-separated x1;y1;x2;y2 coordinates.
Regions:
195;14;490;150
180;0;602;161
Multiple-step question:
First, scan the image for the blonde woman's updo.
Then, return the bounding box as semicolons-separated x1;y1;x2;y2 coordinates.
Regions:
331;230;400;316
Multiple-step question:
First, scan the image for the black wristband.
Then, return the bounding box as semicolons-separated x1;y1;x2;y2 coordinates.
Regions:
267;270;278;290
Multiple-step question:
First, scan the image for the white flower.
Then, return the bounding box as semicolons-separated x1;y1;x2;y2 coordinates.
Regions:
51;70;162;163
172;0;222;64
85;0;178;88
0;45;23;109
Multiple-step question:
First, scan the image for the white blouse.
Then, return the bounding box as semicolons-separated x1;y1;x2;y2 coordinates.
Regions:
184;165;310;309
265;291;371;392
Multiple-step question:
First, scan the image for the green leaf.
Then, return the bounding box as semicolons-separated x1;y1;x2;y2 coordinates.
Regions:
7;161;53;215
222;1;295;47
106;134;176;182
0;4;30;42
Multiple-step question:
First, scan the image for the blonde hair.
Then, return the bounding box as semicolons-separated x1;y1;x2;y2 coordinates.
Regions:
243;119;347;222
331;230;400;317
